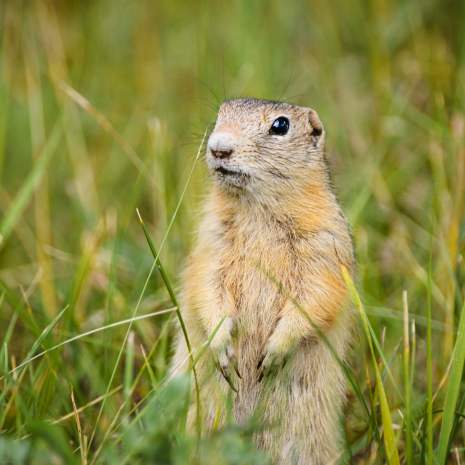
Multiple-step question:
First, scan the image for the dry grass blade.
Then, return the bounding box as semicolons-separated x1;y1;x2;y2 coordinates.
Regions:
403;290;413;465
59;81;158;190
71;388;88;465
52;386;122;425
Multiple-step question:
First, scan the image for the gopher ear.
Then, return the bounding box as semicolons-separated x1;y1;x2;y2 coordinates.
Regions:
308;109;323;147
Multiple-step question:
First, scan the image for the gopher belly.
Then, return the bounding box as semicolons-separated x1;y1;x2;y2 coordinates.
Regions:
226;275;346;464
222;265;348;463
234;327;348;465
229;269;286;420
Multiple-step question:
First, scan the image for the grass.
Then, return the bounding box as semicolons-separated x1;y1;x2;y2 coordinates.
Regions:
1;0;465;463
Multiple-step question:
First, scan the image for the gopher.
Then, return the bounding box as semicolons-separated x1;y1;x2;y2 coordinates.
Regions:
171;98;355;465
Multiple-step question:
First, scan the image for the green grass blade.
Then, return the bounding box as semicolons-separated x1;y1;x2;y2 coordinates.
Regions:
7;307;175;377
368;321;403;400
27;421;78;465
0;121;61;249
436;298;465;464
0;296;17;352
123;331;135;424
3;305;70;378
426;253;434;465
137;209;202;437
342;266;400;465
0;78;8;180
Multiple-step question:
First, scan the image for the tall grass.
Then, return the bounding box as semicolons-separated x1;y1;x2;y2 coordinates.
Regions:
1;0;465;463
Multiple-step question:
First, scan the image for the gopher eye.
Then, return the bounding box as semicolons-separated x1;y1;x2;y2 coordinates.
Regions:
269;116;290;136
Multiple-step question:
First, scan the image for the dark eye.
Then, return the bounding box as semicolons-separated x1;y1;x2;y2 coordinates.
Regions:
269;116;290;136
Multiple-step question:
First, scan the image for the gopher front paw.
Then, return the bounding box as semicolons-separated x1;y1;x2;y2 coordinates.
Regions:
257;335;295;382
211;317;241;391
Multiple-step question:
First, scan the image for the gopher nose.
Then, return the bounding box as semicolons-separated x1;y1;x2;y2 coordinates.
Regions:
208;131;235;159
211;148;233;159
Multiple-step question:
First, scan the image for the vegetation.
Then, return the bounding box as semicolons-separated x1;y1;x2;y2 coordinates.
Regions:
1;0;464;463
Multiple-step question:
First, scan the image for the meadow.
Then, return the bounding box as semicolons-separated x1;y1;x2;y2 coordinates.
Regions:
1;0;465;463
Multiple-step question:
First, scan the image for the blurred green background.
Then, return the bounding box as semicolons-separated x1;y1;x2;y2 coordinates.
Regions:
1;0;465;464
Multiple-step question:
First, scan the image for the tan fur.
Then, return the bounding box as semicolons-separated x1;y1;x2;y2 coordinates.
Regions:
171;98;355;465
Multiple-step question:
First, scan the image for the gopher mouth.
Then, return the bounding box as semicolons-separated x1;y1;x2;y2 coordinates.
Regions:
213;164;250;187
215;166;242;176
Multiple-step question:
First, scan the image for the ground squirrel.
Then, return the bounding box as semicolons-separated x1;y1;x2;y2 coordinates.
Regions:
171;98;355;465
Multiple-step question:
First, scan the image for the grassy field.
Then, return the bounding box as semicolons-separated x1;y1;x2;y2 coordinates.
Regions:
1;0;465;463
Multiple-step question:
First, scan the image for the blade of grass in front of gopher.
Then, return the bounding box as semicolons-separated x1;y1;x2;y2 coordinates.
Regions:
342;266;400;465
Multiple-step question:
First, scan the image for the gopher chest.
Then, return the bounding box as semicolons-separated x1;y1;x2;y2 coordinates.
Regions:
220;246;297;378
